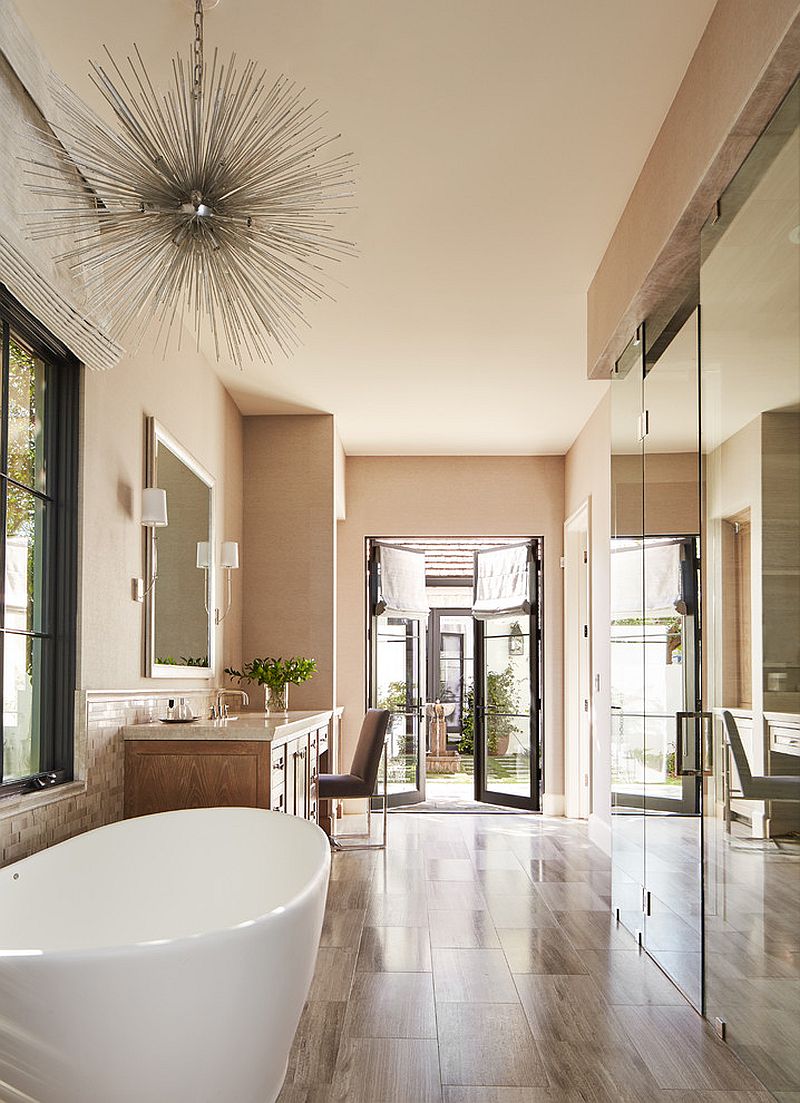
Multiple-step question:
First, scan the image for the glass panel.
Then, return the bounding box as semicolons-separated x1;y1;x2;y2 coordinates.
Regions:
642;306;702;1009
485;714;531;796
4;482;46;634
2;634;43;781
375;617;423;796
611;331;646;934
701;80;800;1086
6;338;46;493
482;615;532;799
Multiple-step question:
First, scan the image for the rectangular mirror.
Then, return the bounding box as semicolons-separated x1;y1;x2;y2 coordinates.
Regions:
144;417;214;679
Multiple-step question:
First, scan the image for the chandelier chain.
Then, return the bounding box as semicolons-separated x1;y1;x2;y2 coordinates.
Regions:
192;0;204;100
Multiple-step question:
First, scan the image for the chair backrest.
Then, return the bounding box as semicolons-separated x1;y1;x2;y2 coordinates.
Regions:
350;709;391;790
722;710;753;794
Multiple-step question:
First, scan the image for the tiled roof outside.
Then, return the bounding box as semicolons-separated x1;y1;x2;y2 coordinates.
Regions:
386;537;527;579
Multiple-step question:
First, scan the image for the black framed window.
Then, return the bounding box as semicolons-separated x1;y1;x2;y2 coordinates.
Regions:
0;287;79;797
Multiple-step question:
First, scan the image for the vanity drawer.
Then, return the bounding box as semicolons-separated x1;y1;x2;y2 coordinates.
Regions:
271;747;287;784
771;726;800;756
316;725;328;756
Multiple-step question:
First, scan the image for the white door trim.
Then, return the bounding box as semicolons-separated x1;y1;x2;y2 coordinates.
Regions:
564;499;592;820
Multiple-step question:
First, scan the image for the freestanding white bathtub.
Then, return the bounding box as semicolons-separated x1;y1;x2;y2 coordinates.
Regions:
0;807;330;1103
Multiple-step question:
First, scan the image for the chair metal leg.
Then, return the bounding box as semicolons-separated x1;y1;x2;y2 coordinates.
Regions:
330;744;388;851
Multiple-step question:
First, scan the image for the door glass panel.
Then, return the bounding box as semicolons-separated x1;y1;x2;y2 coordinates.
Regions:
642;307;702;1008
374;615;424;800
701;80;800;1086
611;331;646;935
474;547;540;810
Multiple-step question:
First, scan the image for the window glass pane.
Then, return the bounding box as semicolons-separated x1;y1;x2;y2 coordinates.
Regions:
2;633;43;781
7;339;46;493
4;483;46;634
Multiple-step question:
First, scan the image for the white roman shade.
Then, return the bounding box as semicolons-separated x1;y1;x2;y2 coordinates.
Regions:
472;543;531;621
0;14;124;372
611;540;681;619
374;544;430;620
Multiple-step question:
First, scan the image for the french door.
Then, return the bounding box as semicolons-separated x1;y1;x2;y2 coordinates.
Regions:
474;541;541;811
368;544;426;806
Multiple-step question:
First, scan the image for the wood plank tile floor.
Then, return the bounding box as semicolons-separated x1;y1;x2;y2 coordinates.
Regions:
277;813;772;1103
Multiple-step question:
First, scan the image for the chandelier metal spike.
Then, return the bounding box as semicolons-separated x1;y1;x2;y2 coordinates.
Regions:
22;0;356;365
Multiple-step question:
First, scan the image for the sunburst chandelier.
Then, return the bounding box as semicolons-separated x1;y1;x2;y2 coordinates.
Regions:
24;0;355;364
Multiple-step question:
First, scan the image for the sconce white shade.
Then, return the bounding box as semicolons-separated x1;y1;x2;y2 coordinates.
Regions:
196;541;210;569
221;541;240;569
142;487;168;527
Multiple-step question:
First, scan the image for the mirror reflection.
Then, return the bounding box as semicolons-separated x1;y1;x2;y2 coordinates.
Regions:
147;421;213;677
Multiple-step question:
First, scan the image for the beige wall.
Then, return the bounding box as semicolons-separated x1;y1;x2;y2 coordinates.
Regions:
565;392;612;849
336;455;566;806
241;415;337;711
587;0;800;377
80;347;244;689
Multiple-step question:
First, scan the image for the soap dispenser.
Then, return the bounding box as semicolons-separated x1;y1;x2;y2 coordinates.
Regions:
165;698;176;720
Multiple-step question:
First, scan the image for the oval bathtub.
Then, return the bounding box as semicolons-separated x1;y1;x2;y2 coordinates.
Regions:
0;807;330;1103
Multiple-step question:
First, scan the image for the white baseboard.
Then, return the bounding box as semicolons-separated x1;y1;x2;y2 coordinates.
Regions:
542;792;565;817
588;812;612;855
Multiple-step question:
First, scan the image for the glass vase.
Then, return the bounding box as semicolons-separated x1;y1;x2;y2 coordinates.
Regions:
264;684;289;715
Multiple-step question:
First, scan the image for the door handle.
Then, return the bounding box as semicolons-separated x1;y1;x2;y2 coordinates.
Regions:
700;712;713;776
676;712;712;776
676;712;699;776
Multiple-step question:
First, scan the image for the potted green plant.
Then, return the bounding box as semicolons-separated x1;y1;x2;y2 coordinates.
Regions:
225;656;317;714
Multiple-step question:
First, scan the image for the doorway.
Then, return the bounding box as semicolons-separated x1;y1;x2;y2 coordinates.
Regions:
367;537;543;811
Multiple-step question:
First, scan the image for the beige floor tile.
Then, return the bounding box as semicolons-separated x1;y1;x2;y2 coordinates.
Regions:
286;1001;347;1086
615;1006;767;1091
307;947;358;1002
437;1002;547;1087
320;908;366;949
487;894;556;929
433;947;518;1003
365;893;430;927
356;925;433;972
515;973;632;1046
429;909;501;949
343;972;437;1038
498;926;589;974
330;1037;442;1103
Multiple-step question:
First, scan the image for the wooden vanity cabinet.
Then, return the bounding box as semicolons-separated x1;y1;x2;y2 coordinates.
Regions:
124;712;340;830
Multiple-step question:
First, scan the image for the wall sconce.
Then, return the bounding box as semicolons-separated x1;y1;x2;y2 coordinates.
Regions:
133;487;168;601
216;541;240;625
196;540;240;624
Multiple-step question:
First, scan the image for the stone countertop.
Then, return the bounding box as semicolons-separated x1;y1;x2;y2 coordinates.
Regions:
122;709;334;743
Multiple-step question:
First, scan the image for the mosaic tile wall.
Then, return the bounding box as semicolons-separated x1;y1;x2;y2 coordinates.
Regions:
0;689;215;867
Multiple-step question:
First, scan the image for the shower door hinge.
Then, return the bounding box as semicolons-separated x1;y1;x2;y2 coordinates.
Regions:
641;888;651;916
637;410;649;441
583;549;588;564
559;556;565;568
714;1017;726;1040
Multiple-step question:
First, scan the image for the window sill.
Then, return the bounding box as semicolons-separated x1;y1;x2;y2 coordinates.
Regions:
0;780;86;821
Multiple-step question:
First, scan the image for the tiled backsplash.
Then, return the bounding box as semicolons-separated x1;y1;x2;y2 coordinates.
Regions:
0;689;216;867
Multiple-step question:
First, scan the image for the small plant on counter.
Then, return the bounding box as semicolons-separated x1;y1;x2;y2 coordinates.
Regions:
225;657;317;714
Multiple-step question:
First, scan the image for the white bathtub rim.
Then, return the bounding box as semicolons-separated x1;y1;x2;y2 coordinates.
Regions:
0;808;331;962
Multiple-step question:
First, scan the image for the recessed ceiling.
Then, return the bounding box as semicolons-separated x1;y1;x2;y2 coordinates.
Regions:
16;0;716;454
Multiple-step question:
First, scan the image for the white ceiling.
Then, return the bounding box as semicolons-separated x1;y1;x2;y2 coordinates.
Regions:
17;0;716;454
